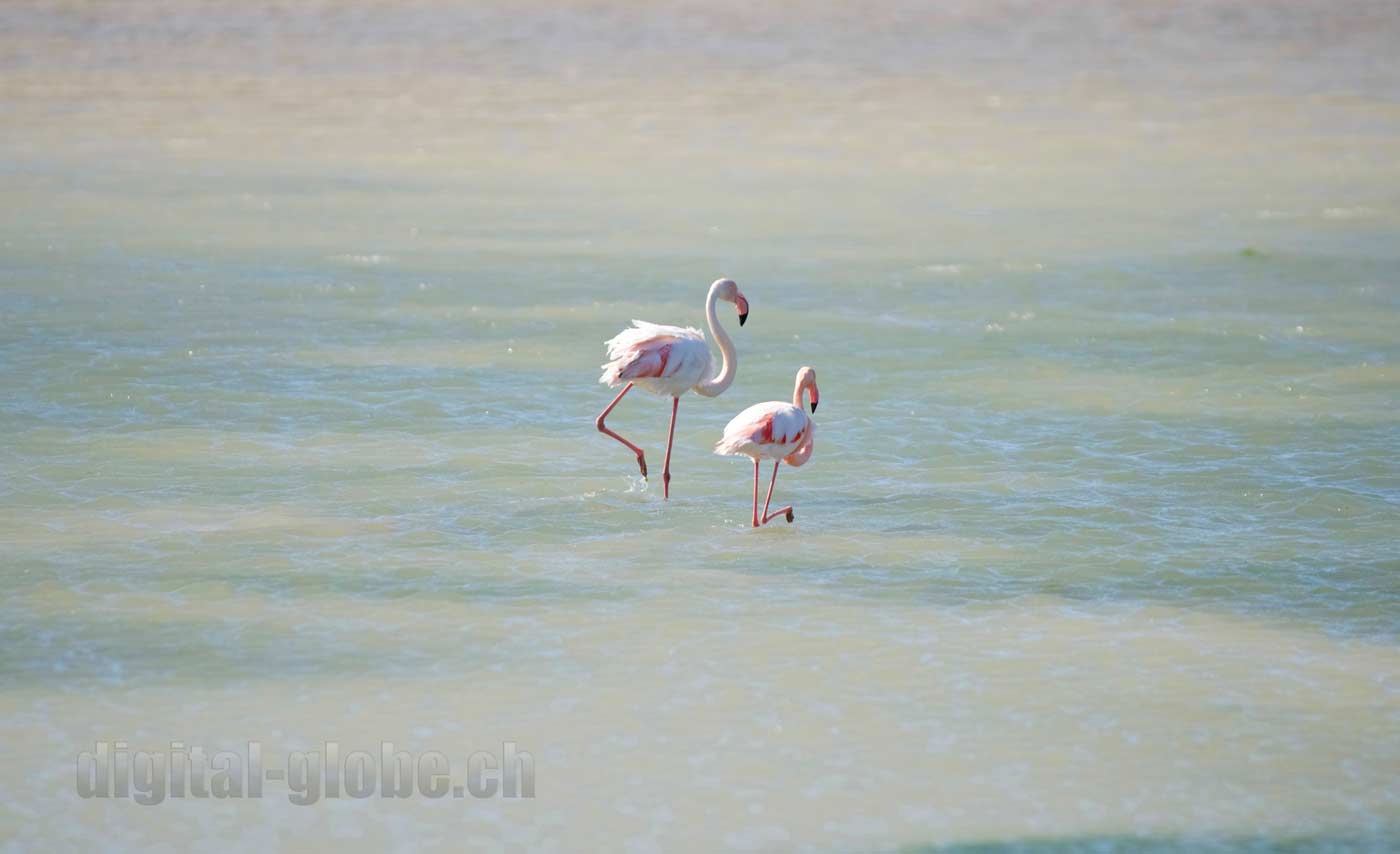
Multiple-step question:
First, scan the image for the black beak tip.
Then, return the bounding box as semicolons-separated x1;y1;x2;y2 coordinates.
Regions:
738;311;748;327
810;401;818;413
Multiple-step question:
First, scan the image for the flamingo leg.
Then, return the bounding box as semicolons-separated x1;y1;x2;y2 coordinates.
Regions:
660;396;679;499
595;382;647;478
751;458;761;527
760;460;794;525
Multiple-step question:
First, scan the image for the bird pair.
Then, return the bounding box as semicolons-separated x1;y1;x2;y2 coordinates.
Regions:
595;278;819;527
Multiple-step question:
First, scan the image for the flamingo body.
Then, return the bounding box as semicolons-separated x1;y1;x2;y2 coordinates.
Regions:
599;321;713;398
715;401;813;463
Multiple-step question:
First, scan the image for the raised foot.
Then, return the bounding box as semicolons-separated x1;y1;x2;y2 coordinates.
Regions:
637;455;648;479
760;506;794;526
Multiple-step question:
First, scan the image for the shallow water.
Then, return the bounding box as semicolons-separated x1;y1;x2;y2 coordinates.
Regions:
3;1;1400;850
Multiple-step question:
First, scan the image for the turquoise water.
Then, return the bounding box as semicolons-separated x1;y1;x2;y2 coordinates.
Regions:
3;1;1400;850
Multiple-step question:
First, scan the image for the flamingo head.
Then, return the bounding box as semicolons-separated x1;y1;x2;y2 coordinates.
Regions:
796;366;819;413
713;278;749;326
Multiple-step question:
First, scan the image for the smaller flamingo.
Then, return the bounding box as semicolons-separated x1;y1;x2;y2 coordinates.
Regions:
715;367;819;527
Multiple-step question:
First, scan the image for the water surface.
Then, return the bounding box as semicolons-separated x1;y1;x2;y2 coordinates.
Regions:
2;1;1399;850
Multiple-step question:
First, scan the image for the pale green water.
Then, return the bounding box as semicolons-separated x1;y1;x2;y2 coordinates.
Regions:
3;1;1400;851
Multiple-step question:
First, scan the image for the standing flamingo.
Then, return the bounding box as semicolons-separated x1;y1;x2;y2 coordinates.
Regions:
596;278;749;499
715;367;819;527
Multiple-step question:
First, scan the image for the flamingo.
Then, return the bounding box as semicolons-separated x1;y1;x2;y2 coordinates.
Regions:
715;366;819;527
596;278;749;499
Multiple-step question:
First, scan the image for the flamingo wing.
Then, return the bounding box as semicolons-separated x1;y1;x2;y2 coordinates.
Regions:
599;321;708;388
715;402;810;457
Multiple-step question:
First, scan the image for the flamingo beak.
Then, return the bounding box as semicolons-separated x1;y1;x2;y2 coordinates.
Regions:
736;294;749;326
810;389;819;413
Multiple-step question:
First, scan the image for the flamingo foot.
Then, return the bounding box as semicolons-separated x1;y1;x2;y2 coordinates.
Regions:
761;506;794;526
637;455;648;479
662;471;671;499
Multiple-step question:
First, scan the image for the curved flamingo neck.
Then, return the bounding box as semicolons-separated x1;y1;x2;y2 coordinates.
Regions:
785;427;815;467
693;283;737;397
792;374;806;408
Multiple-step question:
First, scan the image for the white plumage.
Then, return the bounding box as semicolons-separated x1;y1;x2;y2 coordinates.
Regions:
599;320;714;397
715;401;813;461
